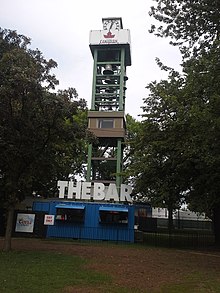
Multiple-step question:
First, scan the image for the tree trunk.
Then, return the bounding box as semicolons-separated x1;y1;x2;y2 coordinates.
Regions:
167;206;174;248
213;204;220;246
168;206;174;233
3;205;15;252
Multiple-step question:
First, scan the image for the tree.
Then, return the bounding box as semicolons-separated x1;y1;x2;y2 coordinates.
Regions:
123;114;142;172
148;0;220;244
126;1;220;240
31;88;88;197
0;28;88;251
181;46;220;243
149;0;220;57
127;68;191;231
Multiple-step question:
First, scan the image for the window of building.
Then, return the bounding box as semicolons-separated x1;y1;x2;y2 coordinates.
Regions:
55;205;85;223
98;118;114;128
135;208;148;218
99;207;128;224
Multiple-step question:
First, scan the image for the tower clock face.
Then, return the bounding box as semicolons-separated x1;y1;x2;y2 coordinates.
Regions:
103;19;120;31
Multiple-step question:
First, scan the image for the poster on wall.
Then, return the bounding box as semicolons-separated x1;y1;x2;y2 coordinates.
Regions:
15;213;35;233
44;215;55;225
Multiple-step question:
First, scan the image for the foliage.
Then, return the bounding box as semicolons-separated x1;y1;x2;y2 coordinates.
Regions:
149;0;220;57
0;28;90;251
127;1;220;239
122;114;142;174
126;68;192;231
180;45;220;216
128;48;220;224
31;88;88;197
125;114;141;141
0;28;88;205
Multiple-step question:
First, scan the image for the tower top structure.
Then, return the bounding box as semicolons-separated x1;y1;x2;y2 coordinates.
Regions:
89;17;131;66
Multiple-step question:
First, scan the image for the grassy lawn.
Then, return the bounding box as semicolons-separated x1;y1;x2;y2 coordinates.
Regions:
0;251;110;293
1;240;220;292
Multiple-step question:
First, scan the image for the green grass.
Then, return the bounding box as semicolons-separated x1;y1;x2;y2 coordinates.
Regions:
0;251;110;293
1;243;220;293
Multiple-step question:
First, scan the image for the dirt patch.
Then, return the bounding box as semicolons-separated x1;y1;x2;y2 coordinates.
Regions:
1;238;220;292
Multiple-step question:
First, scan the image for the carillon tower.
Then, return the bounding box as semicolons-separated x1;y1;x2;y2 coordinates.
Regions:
87;17;131;191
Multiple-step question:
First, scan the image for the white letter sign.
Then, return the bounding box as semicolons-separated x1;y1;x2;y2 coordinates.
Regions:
57;181;132;203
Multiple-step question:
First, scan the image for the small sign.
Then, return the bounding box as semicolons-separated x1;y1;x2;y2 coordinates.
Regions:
44;215;55;225
15;213;35;233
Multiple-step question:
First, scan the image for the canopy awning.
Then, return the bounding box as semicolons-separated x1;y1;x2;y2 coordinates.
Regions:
55;204;85;210
99;206;128;213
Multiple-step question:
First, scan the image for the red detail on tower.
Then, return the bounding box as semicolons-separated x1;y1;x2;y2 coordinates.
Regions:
104;31;115;38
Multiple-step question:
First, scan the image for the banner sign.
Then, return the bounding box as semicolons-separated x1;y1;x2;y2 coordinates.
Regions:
44;215;55;225
57;181;133;203
15;213;35;233
89;29;131;46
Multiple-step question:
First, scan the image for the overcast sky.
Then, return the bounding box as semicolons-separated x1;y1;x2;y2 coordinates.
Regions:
1;0;182;119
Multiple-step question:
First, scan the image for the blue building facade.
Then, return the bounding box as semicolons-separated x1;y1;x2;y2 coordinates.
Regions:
33;201;139;242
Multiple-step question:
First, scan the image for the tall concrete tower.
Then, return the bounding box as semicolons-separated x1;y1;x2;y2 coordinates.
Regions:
87;17;131;194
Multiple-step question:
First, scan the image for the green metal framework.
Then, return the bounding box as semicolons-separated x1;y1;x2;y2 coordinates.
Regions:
87;41;130;191
90;48;126;112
